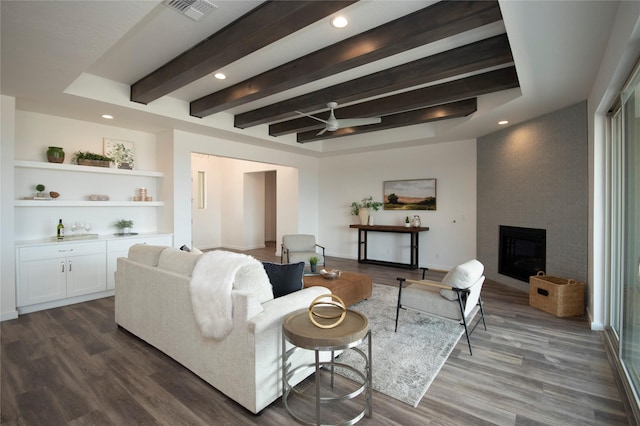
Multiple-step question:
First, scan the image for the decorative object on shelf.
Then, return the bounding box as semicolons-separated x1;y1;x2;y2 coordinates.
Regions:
34;184;49;199
46;146;65;163
49;191;60;199
72;151;113;168
320;268;341;280
103;138;135;169
308;294;346;329
115;219;134;235
383;178;437;211
350;195;383;225
133;187;152;201
411;215;421;227
405;216;411;227
309;256;318;273
88;194;110;201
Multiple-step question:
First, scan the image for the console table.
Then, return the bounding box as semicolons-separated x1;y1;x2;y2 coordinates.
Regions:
349;224;429;269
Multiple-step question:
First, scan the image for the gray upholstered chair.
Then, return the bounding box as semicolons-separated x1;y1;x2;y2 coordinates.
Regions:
281;234;326;267
395;259;487;355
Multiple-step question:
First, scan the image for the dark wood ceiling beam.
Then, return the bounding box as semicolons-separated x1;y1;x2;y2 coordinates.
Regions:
269;66;519;136
234;33;513;129
130;1;357;105
297;98;478;143
190;0;503;118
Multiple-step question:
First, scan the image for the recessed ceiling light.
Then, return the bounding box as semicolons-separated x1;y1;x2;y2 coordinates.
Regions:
331;16;348;28
498;120;509;125
101;114;114;120
214;72;226;80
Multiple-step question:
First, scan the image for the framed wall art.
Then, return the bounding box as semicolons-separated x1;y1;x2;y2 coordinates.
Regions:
103;138;135;169
383;178;437;210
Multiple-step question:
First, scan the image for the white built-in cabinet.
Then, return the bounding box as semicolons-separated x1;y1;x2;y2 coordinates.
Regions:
16;234;173;314
14;159;174;315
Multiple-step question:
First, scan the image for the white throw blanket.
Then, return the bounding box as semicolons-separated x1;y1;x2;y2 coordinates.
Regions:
189;250;261;339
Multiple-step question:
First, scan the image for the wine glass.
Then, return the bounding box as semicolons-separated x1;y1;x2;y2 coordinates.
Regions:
70;222;78;235
84;222;92;233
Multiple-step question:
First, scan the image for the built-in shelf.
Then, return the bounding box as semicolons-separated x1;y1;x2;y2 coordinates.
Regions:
14;160;164;177
15;200;164;207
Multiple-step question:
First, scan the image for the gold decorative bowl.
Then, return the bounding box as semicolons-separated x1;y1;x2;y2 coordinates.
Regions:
320;269;341;280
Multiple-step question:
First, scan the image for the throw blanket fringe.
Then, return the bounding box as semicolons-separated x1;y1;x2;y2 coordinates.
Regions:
189;250;261;339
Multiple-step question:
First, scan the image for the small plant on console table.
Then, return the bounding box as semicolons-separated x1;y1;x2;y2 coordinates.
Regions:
309;256;318;273
115;219;134;235
350;196;383;225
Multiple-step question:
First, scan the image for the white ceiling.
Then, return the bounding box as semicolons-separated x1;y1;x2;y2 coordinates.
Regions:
1;1;620;156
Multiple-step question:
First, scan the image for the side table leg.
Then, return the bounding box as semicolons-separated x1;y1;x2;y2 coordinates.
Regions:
315;350;321;426
367;330;372;417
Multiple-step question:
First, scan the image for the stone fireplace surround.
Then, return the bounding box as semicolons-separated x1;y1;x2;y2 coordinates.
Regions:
477;101;588;292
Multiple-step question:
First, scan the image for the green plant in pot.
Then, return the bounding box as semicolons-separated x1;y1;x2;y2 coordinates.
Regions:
350;195;383;225
73;151;114;167
309;256;318;273
35;183;45;198
115;219;134;235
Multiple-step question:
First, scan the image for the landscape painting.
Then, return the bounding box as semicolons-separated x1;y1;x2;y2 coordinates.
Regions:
383;178;437;210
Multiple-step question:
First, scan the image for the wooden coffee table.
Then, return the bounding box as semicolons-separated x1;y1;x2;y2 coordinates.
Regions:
303;271;372;306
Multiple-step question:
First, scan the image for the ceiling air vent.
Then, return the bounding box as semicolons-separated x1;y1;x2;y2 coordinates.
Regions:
164;0;217;22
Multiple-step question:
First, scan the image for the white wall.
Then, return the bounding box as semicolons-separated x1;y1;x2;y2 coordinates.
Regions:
319;139;477;270
1;96;17;320
170;130;314;252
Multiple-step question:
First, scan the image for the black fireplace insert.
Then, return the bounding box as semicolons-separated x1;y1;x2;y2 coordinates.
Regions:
498;225;546;282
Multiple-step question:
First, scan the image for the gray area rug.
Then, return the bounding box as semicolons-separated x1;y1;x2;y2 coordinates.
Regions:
334;283;464;407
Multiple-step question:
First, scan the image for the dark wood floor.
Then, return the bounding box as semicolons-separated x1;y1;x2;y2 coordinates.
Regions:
1;243;630;425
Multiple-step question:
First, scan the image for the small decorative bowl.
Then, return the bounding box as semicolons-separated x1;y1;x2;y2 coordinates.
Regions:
320;269;341;280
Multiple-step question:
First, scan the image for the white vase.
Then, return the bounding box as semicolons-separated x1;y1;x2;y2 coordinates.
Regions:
358;208;370;225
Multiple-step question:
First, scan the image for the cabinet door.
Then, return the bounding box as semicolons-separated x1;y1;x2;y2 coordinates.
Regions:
66;252;107;297
18;258;67;306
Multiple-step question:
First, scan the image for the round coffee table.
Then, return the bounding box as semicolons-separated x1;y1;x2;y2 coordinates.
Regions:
282;307;372;425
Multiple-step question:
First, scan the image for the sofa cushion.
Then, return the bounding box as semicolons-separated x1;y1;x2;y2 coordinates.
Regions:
128;244;166;266
234;262;274;304
439;289;458;301
263;262;304;298
157;247;202;276
441;259;484;289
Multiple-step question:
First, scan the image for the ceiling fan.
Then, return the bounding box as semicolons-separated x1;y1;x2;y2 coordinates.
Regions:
296;102;381;135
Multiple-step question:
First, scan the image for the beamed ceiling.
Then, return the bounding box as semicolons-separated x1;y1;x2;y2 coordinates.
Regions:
1;1;619;154
130;0;518;144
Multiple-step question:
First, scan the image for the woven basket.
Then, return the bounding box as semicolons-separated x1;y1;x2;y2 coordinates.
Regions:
529;272;584;317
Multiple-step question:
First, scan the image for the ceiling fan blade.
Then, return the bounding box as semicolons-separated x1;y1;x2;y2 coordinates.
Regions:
316;127;328;136
295;110;329;125
338;117;382;127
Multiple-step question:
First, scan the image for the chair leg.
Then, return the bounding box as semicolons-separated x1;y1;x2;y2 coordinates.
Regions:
456;293;473;355
395;278;405;332
478;296;487;331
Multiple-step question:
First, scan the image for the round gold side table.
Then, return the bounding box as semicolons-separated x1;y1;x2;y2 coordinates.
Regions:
282;307;372;425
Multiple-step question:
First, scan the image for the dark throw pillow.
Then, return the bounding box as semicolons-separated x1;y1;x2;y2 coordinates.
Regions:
263;262;305;298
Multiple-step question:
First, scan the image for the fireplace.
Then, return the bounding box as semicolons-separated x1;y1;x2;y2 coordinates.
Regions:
499;226;546;282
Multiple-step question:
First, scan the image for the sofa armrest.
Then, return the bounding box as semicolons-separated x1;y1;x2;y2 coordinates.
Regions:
232;290;265;323
249;286;330;335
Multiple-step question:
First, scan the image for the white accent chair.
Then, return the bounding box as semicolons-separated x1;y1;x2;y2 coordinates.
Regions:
281;234;326;267
395;259;487;355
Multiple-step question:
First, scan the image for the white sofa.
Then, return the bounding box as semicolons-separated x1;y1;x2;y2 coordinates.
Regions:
115;244;330;414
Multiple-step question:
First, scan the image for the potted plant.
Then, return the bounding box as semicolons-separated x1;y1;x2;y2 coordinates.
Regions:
115;219;134;235
73;151;114;168
309;256;318;273
350;196;383;225
35;184;46;198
